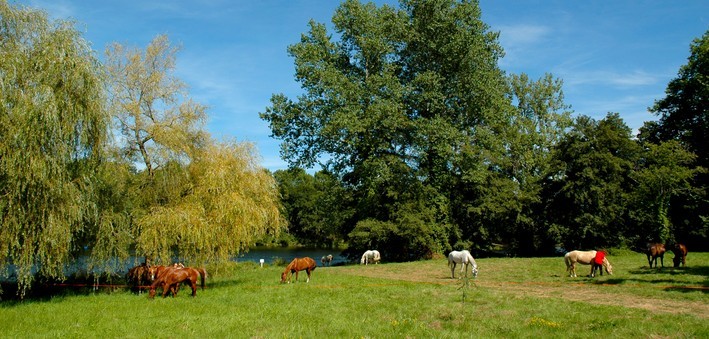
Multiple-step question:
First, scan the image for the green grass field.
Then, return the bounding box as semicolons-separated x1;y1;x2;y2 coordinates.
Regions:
1;251;707;338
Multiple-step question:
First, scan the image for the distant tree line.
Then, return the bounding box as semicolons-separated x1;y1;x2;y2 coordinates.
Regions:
263;0;708;261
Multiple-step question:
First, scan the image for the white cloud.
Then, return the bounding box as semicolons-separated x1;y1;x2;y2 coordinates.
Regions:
563;70;659;88
497;24;551;46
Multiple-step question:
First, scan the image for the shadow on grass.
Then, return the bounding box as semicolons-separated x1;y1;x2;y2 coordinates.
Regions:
589;265;709;293
628;265;709;277
0;280;124;305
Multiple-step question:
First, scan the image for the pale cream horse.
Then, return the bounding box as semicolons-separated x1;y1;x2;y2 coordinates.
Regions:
564;250;613;277
360;250;381;265
448;250;478;279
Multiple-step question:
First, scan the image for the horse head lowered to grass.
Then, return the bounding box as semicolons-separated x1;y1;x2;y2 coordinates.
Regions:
360;250;381;265
148;266;201;298
672;243;688;267
447;250;478;279
280;257;317;283
564;250;613;277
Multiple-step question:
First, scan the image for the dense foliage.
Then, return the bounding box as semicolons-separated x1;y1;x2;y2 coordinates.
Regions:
263;0;708;258
0;1;108;297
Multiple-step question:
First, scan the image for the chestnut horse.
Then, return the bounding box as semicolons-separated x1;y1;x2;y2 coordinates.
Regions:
672;243;688;267
148;267;200;298
280;257;317;283
148;264;207;293
564;250;613;277
646;243;666;268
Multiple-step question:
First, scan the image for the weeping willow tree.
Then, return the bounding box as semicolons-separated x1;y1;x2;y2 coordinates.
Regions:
0;1;108;297
105;35;283;265
135;139;285;265
105;34;208;179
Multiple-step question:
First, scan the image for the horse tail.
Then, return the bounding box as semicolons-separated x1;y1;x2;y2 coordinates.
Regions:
563;252;571;270
197;268;207;290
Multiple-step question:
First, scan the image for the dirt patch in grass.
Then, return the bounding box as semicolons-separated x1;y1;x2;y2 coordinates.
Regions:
336;264;709;319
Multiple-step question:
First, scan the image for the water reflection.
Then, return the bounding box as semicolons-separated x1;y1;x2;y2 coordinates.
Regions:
236;247;349;266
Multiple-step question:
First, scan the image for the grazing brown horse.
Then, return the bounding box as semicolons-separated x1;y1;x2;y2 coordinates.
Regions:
280;257;317;283
672;243;688;267
148;267;200;298
646;243;666;268
148;265;170;282
148;264;207;294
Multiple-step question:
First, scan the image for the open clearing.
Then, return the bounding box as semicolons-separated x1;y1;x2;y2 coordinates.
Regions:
337;255;709;318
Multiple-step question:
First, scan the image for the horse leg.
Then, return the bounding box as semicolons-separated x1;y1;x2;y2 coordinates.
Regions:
450;263;456;279
660;254;664;268
306;269;311;283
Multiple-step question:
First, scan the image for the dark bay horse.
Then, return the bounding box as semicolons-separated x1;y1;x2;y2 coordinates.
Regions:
672;243;688;267
126;264;151;291
281;257;317;283
646;243;666;268
149;267;200;298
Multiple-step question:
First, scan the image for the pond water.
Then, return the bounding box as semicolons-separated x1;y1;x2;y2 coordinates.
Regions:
1;247;351;282
235;247;350;266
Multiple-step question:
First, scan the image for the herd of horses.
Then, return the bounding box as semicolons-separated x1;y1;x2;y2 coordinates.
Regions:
128;242;690;297
564;242;688;278
126;262;207;298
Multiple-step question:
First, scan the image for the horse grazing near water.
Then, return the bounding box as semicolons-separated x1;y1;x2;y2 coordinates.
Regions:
321;254;333;266
646;243;666;268
672;243;687;267
564;250;613;277
360;250;381;265
280;257;317;283
126;263;152;292
447;250;478;279
148;267;201;298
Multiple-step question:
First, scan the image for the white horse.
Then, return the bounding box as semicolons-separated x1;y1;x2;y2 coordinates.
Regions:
448;250;478;279
564;250;613;277
360;250;381;265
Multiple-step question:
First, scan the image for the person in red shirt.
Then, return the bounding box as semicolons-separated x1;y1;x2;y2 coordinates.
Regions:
591;250;606;277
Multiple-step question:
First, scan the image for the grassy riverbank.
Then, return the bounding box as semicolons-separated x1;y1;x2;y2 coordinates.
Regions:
1;251;707;338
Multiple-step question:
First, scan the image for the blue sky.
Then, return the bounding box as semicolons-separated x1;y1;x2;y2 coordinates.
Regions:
14;0;709;171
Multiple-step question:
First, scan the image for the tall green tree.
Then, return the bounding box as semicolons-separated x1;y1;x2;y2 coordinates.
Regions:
470;73;572;255
629;141;699;244
0;1;108;296
647;30;708;171
641;29;709;250
274;168;352;247
261;0;509;259
544;113;640;250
